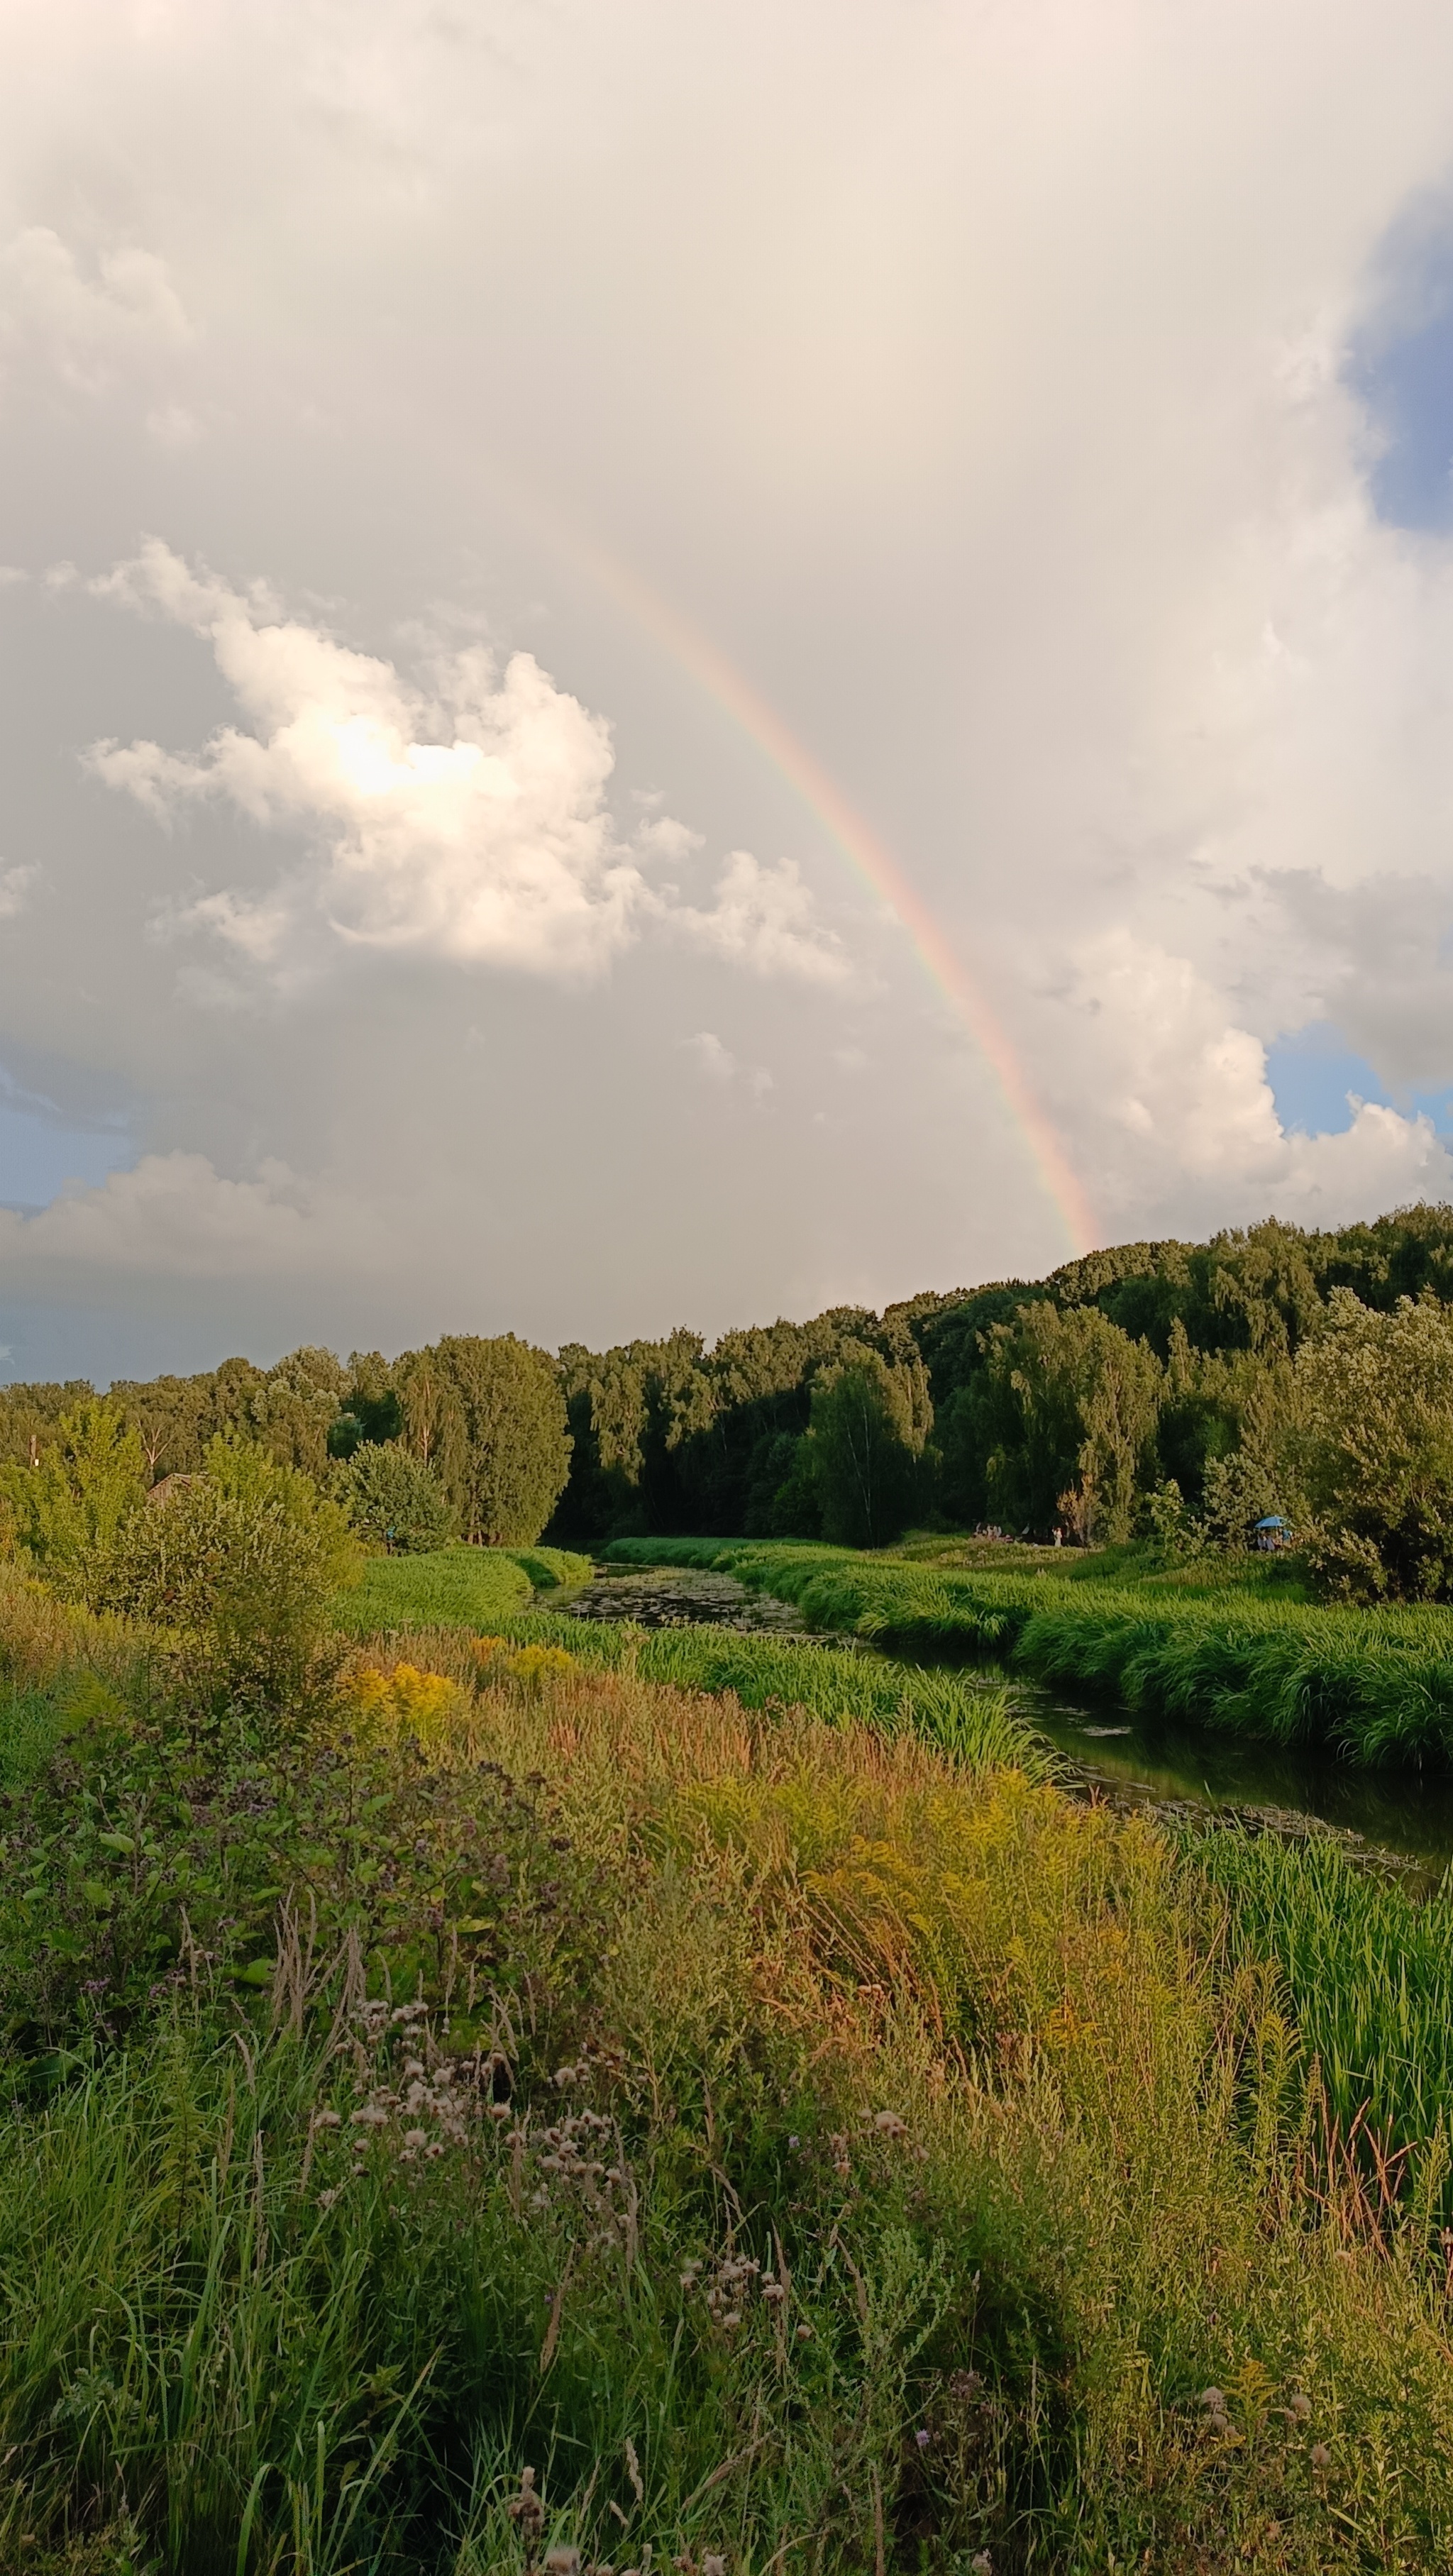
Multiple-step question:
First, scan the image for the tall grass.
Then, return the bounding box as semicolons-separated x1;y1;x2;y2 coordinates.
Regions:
485;1603;1056;1778
603;1538;1453;1767
1193;1830;1453;2187
9;1654;1453;2566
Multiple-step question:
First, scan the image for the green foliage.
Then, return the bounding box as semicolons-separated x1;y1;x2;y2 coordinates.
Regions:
603;1535;1453;1767
808;1342;931;1547
1290;1289;1453;1601
1195;1828;1453;2187
6;1632;1453;2564
1;1403;148;1602
330;1546;536;1637
980;1301;1164;1539
99;1439;358;1714
337;1440;455;1554
397;1334;571;1544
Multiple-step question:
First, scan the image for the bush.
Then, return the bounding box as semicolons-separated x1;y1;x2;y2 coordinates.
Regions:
100;1437;358;1714
338;1440;455;1552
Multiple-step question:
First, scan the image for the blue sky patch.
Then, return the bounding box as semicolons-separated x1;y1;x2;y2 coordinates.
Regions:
1266;1020;1453;1139
1349;196;1453;530
0;1103;132;1215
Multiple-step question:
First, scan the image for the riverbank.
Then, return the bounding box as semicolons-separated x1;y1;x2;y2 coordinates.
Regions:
602;1537;1453;1768
9;1581;1453;2567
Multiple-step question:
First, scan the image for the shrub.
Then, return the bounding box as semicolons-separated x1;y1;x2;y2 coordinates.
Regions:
99;1437;358;1714
338;1439;455;1552
1;1403;148;1603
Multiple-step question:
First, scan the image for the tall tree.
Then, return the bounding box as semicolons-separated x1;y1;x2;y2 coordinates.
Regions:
808;1343;931;1547
397;1334;570;1543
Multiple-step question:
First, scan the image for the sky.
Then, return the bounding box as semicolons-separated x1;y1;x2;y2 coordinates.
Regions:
8;2;1453;1379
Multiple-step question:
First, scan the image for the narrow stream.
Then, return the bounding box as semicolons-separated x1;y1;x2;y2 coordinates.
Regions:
556;1564;1453;1888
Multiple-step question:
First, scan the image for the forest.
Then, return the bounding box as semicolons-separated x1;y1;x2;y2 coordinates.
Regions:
6;1200;1453;1601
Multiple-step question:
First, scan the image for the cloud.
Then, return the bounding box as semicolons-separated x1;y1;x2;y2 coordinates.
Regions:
675;850;849;985
0;866;34;919
87;541;844;988
1058;932;1453;1234
0;229;189;395
0;1152;353;1283
682;1030;774;1097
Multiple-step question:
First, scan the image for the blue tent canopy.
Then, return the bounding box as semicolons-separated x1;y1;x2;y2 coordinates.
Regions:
1255;1515;1288;1529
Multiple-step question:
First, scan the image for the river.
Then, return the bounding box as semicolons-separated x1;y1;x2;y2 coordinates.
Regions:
556;1562;1453;1889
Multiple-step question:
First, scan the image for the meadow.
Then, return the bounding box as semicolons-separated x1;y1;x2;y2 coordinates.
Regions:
6;1539;1453;2569
602;1537;1453;1767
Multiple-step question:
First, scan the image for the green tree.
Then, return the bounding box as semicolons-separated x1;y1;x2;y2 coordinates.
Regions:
981;1303;1163;1540
808;1343;931;1547
338;1442;454;1552
1287;1289;1453;1601
2;1401;148;1601
396;1335;571;1544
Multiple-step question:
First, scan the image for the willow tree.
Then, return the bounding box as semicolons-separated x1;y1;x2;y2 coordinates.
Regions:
395;1334;571;1544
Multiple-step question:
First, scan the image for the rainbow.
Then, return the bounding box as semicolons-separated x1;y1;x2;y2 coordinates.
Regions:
499;480;1097;1259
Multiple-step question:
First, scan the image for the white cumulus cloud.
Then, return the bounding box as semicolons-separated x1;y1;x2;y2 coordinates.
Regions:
87;541;844;988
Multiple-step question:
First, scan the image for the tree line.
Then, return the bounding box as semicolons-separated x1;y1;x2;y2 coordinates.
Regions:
9;1200;1453;1591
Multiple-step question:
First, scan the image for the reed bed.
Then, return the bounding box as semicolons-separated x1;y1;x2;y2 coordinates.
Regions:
331;1545;591;1640
602;1539;1453;1767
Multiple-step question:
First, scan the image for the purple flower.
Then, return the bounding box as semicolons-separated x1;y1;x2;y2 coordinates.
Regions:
915;2428;931;2448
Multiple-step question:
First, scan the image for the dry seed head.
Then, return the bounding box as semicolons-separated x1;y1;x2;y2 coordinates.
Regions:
1311;2443;1331;2469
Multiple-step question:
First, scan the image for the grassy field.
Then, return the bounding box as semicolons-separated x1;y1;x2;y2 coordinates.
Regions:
331;1543;593;1638
8;1583;1453;2567
12;1548;1453;2565
602;1537;1453;1767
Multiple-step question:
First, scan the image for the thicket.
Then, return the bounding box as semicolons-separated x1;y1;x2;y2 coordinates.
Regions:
9;1562;1453;2567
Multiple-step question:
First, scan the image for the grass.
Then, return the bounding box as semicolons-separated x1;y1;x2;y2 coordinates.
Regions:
601;1538;1453;1767
1193;1830;1453;2188
13;1549;1453;2563
330;1545;592;1640
9;1638;1453;2567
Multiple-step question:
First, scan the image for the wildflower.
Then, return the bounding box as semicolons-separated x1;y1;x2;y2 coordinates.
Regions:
1286;2392;1312;2421
403;2128;429;2149
318;2188;339;2209
971;2557;993;2576
543;2553;580;2576
915;2427;931;2448
795;2323;812;2340
310;2108;342;2131
1200;2388;1226;2414
702;2559;726;2576
351;2103;388;2128
1311;2443;1332;2469
788;2135;800;2149
872;2111;907;2137
761;2281;786;2304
